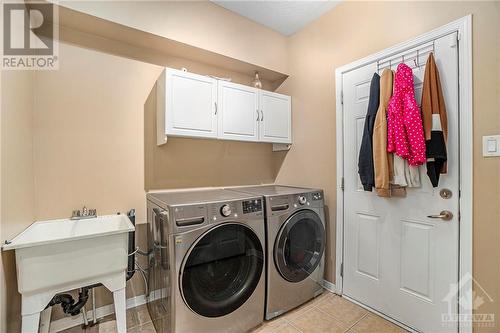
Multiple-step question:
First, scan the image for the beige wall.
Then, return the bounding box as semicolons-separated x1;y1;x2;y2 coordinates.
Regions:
276;1;500;331
1;1;289;328
33;41;284;224
57;0;288;74
33;0;289;224
1;68;35;332
2;1;500;331
32;43;161;222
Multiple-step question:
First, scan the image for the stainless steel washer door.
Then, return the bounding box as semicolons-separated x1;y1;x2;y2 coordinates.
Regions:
274;210;325;283
180;223;264;318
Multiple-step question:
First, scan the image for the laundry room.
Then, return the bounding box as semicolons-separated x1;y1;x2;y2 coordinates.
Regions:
1;1;499;333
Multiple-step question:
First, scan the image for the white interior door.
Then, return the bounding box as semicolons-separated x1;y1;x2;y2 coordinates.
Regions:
166;69;218;138
259;91;292;144
218;81;259;141
342;33;459;333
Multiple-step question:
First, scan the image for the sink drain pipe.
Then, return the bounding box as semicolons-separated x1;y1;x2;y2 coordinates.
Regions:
45;209;137;324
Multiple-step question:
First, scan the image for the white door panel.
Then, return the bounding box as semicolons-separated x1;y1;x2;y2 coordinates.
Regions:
260;91;292;144
218;82;259;141
399;219;434;301
342;33;459;333
165;69;218;138
355;212;382;281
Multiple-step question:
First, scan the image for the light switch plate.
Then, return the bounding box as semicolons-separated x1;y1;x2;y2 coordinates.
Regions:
482;135;500;157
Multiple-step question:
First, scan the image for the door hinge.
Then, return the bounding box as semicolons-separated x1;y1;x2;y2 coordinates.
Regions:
341;177;345;191
340;91;344;105
340;263;344;278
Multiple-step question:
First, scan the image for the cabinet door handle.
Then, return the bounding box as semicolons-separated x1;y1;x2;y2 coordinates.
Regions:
256;109;259;121
260;110;264;121
214;102;218;115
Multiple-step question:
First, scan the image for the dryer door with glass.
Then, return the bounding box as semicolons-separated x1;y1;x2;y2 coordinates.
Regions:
274;210;325;282
180;223;264;317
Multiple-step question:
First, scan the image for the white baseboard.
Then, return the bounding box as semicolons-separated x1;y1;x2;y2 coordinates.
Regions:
322;279;337;294
49;294;148;333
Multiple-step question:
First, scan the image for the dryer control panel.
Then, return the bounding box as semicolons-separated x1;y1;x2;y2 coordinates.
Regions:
268;191;324;217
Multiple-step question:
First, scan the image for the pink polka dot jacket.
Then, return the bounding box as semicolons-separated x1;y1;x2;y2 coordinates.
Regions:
387;63;426;166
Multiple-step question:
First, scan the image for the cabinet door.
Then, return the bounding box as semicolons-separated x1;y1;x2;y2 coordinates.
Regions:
259;91;292;144
218;81;259;142
165;69;218;138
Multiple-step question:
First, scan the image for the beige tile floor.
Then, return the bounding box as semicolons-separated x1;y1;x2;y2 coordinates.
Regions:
60;291;408;333
249;292;408;333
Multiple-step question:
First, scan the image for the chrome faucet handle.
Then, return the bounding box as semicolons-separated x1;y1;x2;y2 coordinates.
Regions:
71;207;97;220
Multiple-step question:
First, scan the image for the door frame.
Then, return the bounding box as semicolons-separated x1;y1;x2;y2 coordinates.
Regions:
334;15;473;333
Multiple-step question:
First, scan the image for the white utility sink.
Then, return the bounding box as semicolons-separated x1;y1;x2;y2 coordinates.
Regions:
3;214;135;333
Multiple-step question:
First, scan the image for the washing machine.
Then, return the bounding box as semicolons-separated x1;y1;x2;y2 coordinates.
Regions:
232;185;326;320
146;189;266;333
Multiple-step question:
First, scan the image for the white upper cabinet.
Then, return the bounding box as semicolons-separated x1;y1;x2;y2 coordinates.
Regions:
156;68;292;147
218;81;259;142
259;91;292;144
164;68;218;139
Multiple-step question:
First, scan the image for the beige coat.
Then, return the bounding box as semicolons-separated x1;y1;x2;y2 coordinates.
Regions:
422;52;448;174
373;69;393;197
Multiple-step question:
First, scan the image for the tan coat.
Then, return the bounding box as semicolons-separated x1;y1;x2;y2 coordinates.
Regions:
422;52;448;142
422;52;448;174
373;69;394;197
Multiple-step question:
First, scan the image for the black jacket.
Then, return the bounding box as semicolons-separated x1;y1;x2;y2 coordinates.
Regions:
358;73;380;191
426;131;447;187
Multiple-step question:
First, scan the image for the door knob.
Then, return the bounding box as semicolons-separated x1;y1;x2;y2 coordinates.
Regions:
427;210;453;221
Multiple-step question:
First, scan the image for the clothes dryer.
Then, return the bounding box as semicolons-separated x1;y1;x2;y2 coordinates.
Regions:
231;185;326;320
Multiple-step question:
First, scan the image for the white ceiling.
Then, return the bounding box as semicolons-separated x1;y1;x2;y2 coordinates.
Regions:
212;1;341;36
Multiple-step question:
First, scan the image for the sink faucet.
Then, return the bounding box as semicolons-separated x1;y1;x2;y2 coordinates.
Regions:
71;206;97;220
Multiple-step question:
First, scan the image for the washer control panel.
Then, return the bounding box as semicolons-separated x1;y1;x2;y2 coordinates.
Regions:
208;197;263;222
210;202;237;220
220;204;232;217
312;192;322;200
242;199;262;214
